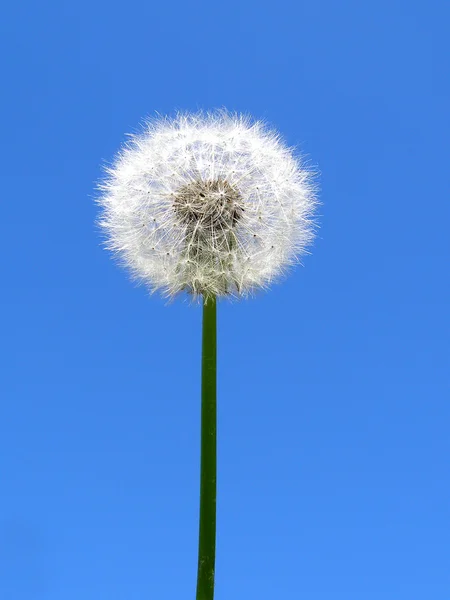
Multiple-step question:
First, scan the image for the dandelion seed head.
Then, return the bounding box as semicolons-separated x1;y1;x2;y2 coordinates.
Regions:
97;110;318;300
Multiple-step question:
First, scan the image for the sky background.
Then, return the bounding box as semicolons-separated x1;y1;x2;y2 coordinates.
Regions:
1;0;449;599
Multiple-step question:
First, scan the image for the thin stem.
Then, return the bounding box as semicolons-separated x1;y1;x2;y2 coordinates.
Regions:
196;295;217;600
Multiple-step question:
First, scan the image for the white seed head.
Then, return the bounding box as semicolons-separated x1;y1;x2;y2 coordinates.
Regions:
97;110;318;300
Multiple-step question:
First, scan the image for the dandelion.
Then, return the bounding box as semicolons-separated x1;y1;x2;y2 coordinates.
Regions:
97;110;318;600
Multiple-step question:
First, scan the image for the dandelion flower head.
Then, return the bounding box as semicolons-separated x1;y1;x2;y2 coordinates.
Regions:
98;110;317;300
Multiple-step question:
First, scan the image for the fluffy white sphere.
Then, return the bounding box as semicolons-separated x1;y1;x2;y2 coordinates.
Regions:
98;111;317;300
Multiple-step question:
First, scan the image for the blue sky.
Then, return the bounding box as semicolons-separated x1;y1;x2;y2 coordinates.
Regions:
1;1;449;599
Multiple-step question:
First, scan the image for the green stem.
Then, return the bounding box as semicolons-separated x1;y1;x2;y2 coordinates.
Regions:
196;295;217;600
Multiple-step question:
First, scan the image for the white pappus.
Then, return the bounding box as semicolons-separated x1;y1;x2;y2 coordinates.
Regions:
97;110;318;300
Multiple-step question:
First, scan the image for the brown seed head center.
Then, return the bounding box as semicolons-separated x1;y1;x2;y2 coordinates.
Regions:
173;179;243;231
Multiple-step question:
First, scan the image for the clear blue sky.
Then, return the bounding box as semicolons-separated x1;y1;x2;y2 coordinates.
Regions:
1;1;449;599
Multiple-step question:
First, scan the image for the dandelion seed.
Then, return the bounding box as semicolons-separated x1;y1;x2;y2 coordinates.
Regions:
97;110;317;300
